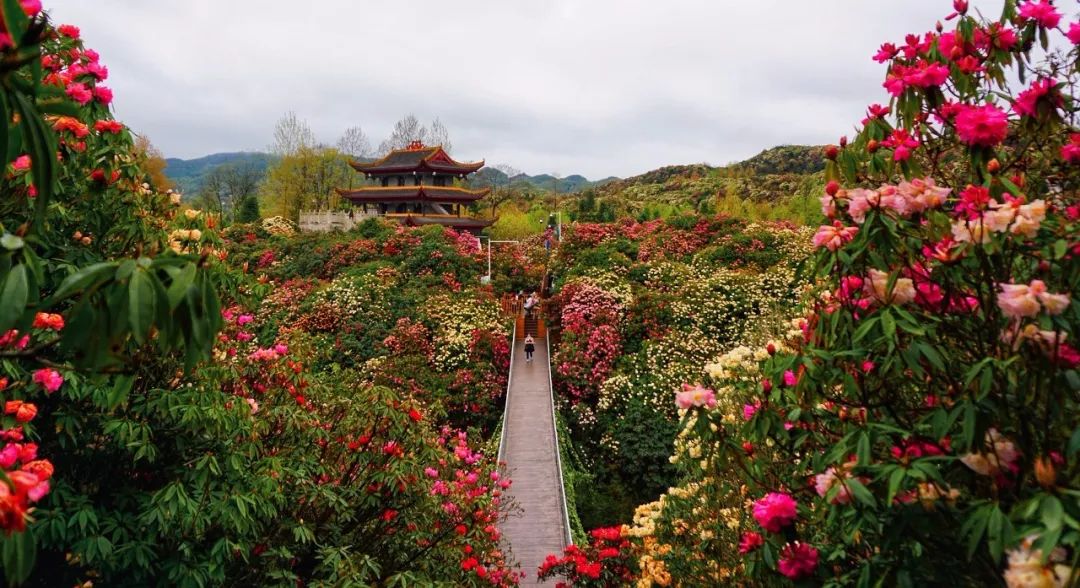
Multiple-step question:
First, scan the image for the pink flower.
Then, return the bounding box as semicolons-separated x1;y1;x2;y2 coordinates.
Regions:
1018;0;1061;28
65;83;93;105
778;542;819;580
1013;78;1059;118
814;467;853;504
738;532;764;554
237;314;254;325
0;444;18;469
955;103;1008;147
273;343;288;355
897;177;950;213
752;492;798;533
882;129;920;161
1069;22;1080;44
674;383;716;410
782;370;797;387
812;223;858;251
245;397;259;414
872;43;899;63
31;368;63;393
997;280;1068;318
93;86;113;105
19;0;41;16
743;403;759;421
11;155;30;171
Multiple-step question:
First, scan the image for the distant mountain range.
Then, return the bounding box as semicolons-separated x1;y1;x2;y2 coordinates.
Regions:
165;152;275;195
164;151;618;195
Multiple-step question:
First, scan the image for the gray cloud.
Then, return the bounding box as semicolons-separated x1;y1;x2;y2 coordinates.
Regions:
45;0;1006;178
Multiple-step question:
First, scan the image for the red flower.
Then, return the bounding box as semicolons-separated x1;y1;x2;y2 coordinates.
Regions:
778;542;819;580
738;531;764;554
1061;134;1080;164
93;86;113;105
57;24;81;39
408;408;422;422
1013;78;1059;118
4;401;37;424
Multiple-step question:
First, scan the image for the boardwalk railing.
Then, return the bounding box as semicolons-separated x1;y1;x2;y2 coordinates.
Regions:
547;334;574;547
496;322;516;465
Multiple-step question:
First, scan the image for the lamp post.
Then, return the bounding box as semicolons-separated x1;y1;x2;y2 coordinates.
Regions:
476;236;519;284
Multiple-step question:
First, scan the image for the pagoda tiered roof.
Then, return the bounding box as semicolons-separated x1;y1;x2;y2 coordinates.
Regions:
351;143;485;176
336;185;490;204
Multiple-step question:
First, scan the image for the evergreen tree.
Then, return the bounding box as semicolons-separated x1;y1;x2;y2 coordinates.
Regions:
236;195;261;223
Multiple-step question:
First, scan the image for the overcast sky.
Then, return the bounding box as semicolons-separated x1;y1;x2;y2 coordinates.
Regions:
45;0;1006;179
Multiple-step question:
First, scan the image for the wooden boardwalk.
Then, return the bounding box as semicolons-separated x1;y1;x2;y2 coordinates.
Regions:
499;332;570;585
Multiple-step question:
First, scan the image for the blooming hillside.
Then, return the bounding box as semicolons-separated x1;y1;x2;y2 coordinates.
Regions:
544;215;813;530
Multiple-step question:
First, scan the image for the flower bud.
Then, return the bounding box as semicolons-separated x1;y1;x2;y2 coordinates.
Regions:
867;139;880;153
761;379;773;393
824;145;839;160
73;231;83;240
825;180;840;196
839;135;848;148
80;236;92;246
987;158;1000;173
1038;260;1051;273
766;343;777;355
1034;456;1056;489
953;0;968;15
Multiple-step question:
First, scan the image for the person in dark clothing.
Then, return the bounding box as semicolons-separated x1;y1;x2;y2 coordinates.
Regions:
524;335;535;363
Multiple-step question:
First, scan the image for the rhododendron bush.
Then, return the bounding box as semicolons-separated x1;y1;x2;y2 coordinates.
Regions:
628;2;1080;586
547;217;809;528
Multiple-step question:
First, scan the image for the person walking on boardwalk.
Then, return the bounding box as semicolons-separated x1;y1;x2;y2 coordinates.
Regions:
524;335;535;363
523;292;538;317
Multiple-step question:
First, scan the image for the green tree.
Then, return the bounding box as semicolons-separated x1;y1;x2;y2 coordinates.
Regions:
235;194;260;223
259;147;352;222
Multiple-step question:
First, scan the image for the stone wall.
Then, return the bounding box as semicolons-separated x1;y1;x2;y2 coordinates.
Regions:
298;210;376;233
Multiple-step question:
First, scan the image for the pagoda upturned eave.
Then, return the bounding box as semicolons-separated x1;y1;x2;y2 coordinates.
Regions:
336;185;490;204
350;145;484;176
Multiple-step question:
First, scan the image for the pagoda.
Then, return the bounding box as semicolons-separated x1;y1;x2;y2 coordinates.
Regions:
336;141;493;233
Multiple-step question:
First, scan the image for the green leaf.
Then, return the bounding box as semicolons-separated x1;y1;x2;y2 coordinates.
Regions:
1068;427;1080;457
128;269;156;345
1041;496;1064;531
0;529;36;585
0;264;29;333
0;0;30;44
48;262;116;302
887;467;906;505
166;263;197;309
13;93;56;234
846;478;876;508
857;432;872;466
1053;239;1067;260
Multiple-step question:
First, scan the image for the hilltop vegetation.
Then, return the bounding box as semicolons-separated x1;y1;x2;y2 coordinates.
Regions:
165;152;275;195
